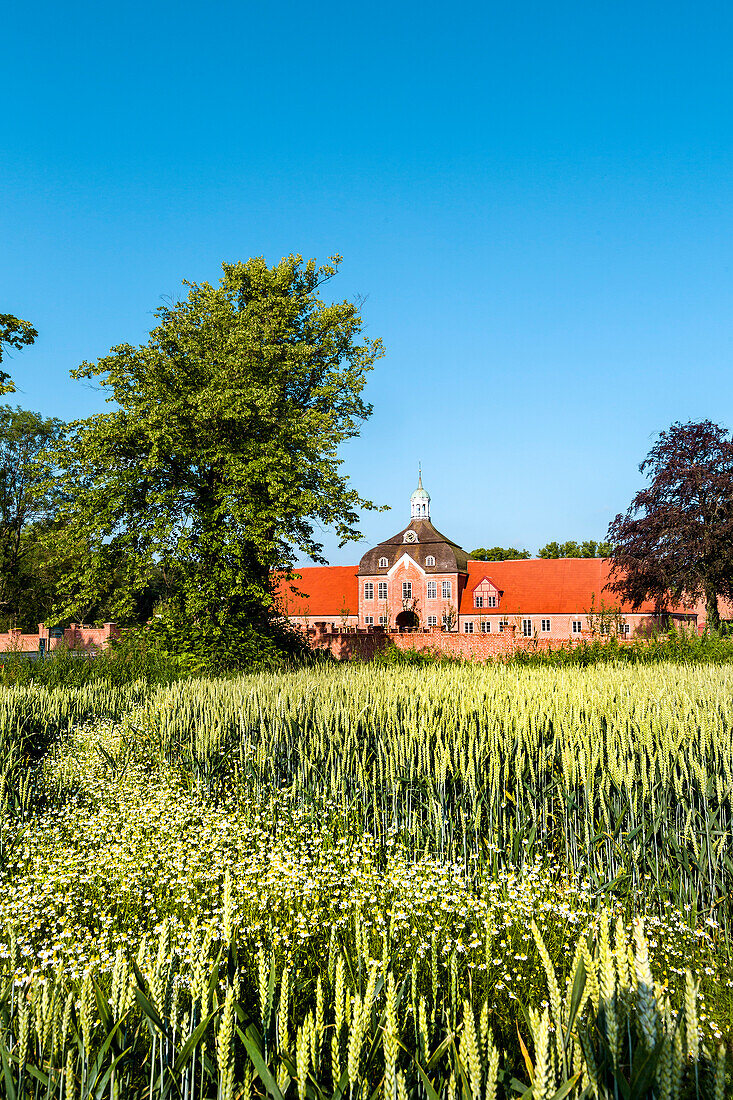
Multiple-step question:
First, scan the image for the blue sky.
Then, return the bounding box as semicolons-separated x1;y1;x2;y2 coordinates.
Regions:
3;0;732;563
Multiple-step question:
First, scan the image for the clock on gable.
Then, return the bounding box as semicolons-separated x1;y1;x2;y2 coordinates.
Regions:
403;530;418;543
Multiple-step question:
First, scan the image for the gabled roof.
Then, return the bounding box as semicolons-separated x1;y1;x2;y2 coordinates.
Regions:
470;574;502;594
358;518;469;575
458;558;692;615
275;566;358;617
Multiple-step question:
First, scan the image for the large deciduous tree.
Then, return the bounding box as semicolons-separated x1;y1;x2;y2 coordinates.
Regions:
53;255;383;664
607;420;733;630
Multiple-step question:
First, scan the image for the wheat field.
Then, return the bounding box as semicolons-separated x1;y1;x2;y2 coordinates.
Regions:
0;663;731;1097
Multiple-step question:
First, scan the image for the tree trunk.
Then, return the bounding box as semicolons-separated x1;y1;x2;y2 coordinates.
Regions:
705;586;721;631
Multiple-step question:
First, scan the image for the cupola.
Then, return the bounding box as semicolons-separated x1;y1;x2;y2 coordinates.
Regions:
410;467;431;520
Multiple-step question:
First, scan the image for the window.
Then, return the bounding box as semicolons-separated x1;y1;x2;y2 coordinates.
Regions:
442;580;452;599
487;595;497;608
378;557;388;568
600;622;609;635
364;582;374;600
364;616;374;626
541;619;551;632
572;620;583;634
427;581;437;600
427;615;437;627
522;619;532;637
402;581;412;599
474;595;483;608
464;621;474;633
425;555;435;566
619;622;630;635
498;620;506;632
378;581;387;600
378;615;387;626
481;620;491;633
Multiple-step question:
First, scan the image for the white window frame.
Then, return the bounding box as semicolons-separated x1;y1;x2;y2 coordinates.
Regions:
442;580;452;599
364;582;374;600
364;615;374;626
402;581;412;599
522;619;532;637
425;555;435;566
378;615;387;626
481;620;491;633
487;595;497;608
378;557;388;567
464;621;474;634
426;580;437;600
427;615;437;627
572;620;583;634
541;619;551;632
620;622;630;635
474;595;483;608
378;581;388;600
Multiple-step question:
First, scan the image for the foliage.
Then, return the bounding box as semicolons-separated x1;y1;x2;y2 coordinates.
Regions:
608;420;733;630
0;312;37;395
470;546;531;561
0;405;65;628
538;540;612;558
0;632;185;687
50;255;383;661
509;627;733;667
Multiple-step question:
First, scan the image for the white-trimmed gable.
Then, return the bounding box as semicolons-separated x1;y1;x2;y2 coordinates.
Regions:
471;576;501;608
387;553;426;579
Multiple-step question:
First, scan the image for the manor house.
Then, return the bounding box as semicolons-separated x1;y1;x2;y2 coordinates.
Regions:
277;474;704;644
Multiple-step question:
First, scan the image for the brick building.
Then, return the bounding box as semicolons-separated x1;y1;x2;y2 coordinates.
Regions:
276;473;706;645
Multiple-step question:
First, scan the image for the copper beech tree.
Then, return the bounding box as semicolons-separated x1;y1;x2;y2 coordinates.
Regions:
607;420;733;630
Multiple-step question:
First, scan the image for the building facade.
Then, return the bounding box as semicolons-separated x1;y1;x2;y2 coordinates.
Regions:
276;474;705;645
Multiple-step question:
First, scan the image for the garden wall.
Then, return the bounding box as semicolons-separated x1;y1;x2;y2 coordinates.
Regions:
307;622;596;661
0;622;120;654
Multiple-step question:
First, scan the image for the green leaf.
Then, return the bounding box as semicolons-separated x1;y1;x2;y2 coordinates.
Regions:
239;1022;286;1100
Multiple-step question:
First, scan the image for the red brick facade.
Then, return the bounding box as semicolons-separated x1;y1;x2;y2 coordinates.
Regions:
275;476;711;657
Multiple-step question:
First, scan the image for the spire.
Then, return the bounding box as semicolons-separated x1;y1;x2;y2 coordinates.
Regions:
410;466;431;520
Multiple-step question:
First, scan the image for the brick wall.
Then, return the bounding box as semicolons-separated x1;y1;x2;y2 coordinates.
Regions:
307;622;604;662
0;622;120;654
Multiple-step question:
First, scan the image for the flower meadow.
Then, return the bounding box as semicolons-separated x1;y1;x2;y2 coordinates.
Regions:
0;663;731;1098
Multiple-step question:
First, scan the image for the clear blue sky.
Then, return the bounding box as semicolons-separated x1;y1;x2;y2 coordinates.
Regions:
3;0;732;564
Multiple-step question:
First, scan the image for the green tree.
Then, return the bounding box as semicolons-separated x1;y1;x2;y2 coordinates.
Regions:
470;546;531;561
0;406;64;628
52;255;383;666
0;314;38;395
538;540;611;558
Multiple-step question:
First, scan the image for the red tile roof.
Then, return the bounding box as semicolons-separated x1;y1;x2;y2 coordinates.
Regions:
274;559;699;619
275;566;359;617
459;558;692;616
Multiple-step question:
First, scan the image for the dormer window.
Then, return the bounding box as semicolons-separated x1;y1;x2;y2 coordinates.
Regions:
425;555;435;567
378;556;388;568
